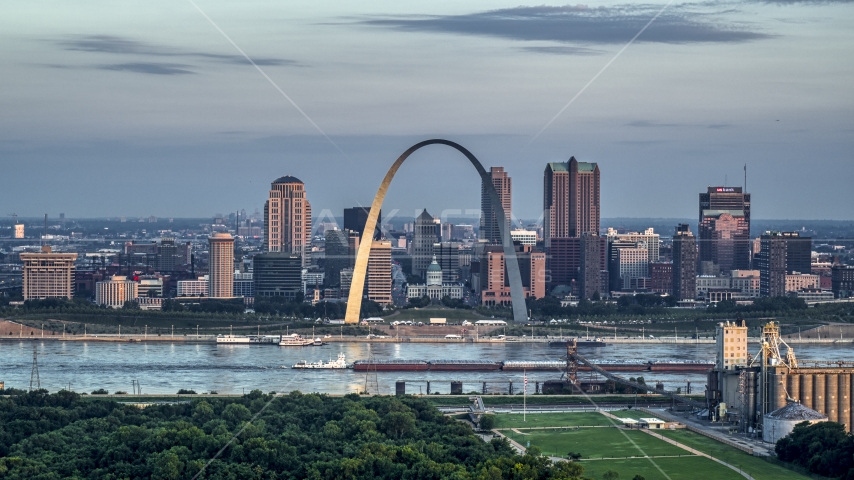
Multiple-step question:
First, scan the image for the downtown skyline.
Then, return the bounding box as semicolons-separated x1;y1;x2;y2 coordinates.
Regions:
2;0;853;219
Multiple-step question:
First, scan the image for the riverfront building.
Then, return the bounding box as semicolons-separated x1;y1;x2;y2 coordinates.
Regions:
367;240;393;305
95;275;138;308
253;253;302;300
543;157;600;247
20;246;77;300
672;224;698;301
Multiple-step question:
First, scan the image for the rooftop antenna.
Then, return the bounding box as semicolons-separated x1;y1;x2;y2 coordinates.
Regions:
30;347;41;391
744;164;747;192
43;213;48;245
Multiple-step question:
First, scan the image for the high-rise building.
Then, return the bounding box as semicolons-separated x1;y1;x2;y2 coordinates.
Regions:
698;186;751;272
412;209;437;278
579;233;602;299
432;242;460;283
757;232;789;298
480;166;512;244
155;238;177;272
208;233;234;298
781;232;811;275
614;243;649;290
672;224;698;301
543;157;600;247
605;228;660;262
253;253;302;300
264;176;312;263
21;246;77;300
649;262;673;295
831;265;854;298
95;275;138;308
367;240;393;305
343;206;381;240
324;229;350;287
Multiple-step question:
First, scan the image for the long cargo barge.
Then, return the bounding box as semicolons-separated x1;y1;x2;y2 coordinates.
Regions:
352;359;713;372
548;338;608;348
428;360;502;371
352;360;428;371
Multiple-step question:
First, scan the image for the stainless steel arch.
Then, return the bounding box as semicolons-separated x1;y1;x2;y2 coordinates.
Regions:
344;139;528;324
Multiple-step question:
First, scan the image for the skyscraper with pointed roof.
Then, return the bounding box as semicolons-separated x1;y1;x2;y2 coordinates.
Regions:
264;176;312;265
412;209;437;279
543;157;600;247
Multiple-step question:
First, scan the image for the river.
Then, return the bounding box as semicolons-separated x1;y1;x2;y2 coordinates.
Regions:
1;341;852;396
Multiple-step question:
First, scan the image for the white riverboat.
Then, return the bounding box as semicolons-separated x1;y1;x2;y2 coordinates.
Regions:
278;334;313;346
216;335;251;344
292;353;350;369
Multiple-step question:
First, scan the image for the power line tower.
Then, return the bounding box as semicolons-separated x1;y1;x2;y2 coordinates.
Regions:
29;347;40;391
362;344;379;395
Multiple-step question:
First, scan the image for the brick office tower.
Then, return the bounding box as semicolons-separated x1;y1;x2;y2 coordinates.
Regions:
264;176;311;266
544;157;600;247
698;186;751;272
543;157;600;294
480;166;512;244
673;224;698;301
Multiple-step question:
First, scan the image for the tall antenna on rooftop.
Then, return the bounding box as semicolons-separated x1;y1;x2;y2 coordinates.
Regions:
29;347;40;391
744;164;747;192
43;213;47;245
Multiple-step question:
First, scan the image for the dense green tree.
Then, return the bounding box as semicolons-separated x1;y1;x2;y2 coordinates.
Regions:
776;421;854;478
0;390;587;479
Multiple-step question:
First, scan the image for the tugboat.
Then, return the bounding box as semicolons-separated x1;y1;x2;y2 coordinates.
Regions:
292;353;351;369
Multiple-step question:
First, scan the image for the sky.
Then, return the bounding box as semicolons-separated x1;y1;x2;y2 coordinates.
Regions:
1;0;853;221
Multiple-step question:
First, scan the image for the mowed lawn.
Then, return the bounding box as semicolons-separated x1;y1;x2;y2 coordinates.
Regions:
493;412;614;429
502;427;687;459
582;456;739;480
609;409;663;421
657;430;812;480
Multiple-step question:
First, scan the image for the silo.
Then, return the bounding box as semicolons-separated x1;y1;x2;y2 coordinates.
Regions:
839;374;851;432
763;402;827;444
787;374;800;402
747;371;757;425
801;375;813;409
774;374;787;411
826;375;839;422
814;374;826;415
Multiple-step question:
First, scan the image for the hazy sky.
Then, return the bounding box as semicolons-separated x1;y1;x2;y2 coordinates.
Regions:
1;0;853;221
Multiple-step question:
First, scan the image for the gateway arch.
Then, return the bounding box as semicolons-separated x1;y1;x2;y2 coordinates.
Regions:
344;139;527;324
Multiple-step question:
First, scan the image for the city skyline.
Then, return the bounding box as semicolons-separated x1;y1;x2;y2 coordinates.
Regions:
2;1;853;219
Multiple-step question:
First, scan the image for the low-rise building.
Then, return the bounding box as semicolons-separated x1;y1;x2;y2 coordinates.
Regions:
95;275;139;308
177;276;208;297
785;273;820;292
406;256;464;300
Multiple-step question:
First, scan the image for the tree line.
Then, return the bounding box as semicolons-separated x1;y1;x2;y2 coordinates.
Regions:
0;390;589;479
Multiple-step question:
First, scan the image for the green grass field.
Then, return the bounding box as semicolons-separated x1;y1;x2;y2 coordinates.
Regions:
503;427;686;459
656;430;812;480
493;412;615;428
609;409;663;421
581;456;740;480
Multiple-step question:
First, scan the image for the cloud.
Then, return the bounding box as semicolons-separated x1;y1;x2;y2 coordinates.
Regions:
97;62;195;75
55;35;299;67
518;45;604;55
626;120;734;128
358;5;770;46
